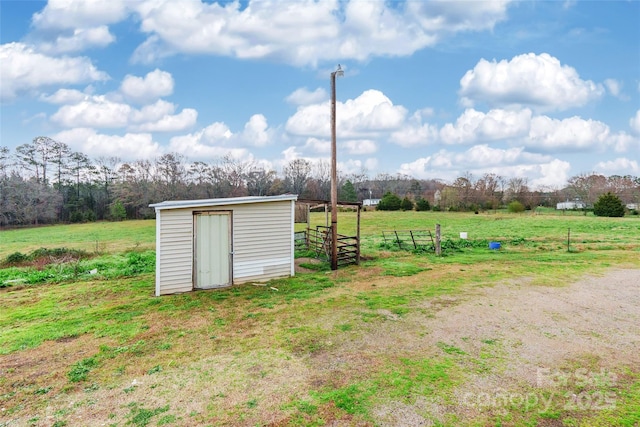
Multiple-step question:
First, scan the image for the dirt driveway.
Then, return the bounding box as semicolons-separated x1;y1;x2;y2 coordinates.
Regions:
371;268;640;425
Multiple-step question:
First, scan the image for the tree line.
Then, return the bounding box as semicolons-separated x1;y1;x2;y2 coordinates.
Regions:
1;137;639;226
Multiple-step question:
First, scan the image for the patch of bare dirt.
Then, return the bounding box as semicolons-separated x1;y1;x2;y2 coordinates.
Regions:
369;269;640;425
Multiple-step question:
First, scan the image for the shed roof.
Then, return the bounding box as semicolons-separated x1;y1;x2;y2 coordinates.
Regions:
150;194;298;211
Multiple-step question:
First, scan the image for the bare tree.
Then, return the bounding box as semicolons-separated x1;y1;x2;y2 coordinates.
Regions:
474;173;501;209
221;156;249;197
566;173;607;207
346;167;369;201
246;166;276;196
68;152;91;199
14;136;62;185
49;141;72;188
0;146;10;178
311;160;331;200
284;158;311;196
187;161;214;198
15;143;40;182
607;175;638;203
506;177;529;204
1;175;61;225
452;173;474;209
156;153;187;200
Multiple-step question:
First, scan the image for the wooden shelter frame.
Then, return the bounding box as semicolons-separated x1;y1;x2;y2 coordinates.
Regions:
295;199;362;267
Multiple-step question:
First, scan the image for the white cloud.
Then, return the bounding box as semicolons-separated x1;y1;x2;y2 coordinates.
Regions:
285;102;329;136
37;26;115;54
389;109;439;147
338;158;371;176
32;0;130;30
54;128;161;160
464;145;549;166
527;115;610;151
51;97;196;132
286;87;327;105
131;108;198;132
390;122;439;147
286;89;406;138
605;132;640;153
281;146;302;163
364;157;379;172
630;110;640;134
120;69;174;104
459;53;604;111
241;114;272;147
303;138;330;154
604;78;622;97
0;42;108;101
439;108;531;145
130;100;176;123
341;90;407;133
51;97;131;128
20;0;513;66
594;158;640;175
344;139;377;155
40;88;88;104
166;114;274;160
169;136;250;161
284;89;635;168
131;0;511;66
29;0;129;53
398;145;567;189
406;0;510;33
530;159;572;189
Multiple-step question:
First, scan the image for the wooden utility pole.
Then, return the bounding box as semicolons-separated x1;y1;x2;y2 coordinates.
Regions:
330;65;343;270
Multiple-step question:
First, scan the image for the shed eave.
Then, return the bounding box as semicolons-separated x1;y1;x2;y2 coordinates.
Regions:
150;194;298;211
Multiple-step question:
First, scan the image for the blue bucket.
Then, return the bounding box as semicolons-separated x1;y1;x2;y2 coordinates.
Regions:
489;241;501;250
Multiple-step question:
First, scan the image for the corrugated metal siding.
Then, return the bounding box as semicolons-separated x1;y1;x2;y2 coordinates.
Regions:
232;201;293;283
157;209;193;295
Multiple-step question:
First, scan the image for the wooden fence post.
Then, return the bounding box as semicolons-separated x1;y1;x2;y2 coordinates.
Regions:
435;224;441;256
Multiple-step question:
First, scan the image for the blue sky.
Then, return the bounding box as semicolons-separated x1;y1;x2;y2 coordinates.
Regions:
1;0;639;189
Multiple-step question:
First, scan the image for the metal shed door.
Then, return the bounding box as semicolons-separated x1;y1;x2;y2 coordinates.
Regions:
194;212;231;289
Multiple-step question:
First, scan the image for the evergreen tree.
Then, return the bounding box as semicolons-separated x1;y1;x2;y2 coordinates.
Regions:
593;192;625;217
340;180;358;202
400;196;414;211
415;197;431;211
377;192;402;211
109;200;127;221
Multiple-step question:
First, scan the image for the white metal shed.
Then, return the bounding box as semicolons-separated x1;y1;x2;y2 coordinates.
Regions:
150;195;297;296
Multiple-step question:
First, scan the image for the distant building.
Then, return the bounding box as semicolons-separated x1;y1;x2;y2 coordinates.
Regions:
626;203;639;210
363;198;381;207
556;200;586;210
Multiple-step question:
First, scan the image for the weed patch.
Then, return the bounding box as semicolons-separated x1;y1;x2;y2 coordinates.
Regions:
0;250;154;288
357;292;410;316
380;260;429;277
314;383;376;415
125;403;170;427
437;342;467;356
378;358;456;399
68;357;98;382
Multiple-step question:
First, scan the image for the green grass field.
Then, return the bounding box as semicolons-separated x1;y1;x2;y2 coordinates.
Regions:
1;211;639;426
